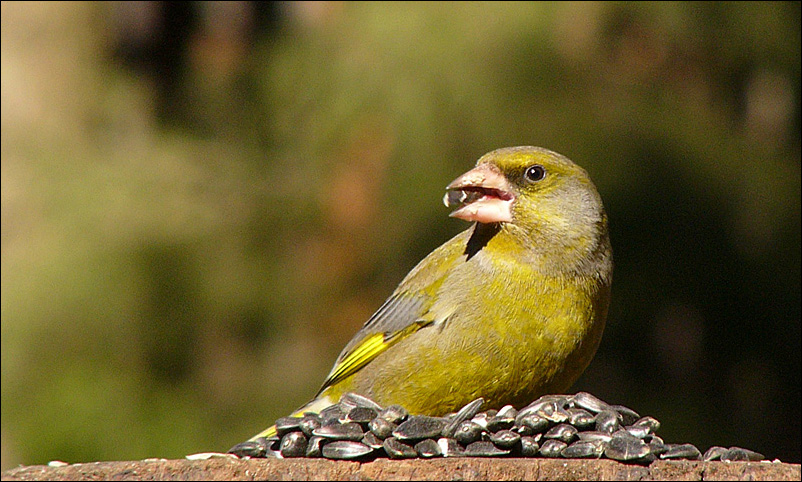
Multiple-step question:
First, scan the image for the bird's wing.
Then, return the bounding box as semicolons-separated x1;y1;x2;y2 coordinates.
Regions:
247;290;437;441
316;291;434;394
315;227;474;396
318;229;472;395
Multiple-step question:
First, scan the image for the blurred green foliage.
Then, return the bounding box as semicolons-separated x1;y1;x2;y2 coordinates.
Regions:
2;1;799;469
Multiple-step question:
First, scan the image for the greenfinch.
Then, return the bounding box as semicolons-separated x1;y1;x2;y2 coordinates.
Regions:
252;146;612;440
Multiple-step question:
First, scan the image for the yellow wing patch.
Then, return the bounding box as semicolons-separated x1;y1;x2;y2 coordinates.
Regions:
250;424;277;440
325;333;386;386
319;320;432;393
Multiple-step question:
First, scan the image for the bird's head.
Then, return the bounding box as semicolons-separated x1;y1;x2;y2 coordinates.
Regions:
444;146;610;270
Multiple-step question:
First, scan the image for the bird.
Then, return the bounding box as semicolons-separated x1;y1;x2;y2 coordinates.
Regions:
251;146;612;440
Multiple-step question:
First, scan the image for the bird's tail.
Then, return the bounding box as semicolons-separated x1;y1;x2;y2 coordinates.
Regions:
249;395;336;441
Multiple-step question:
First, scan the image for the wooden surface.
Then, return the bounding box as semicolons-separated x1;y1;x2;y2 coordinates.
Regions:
2;457;800;481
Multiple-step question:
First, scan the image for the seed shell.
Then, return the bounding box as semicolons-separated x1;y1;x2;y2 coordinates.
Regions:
464;440;511;457
228;391;765;463
321;440;374;460
393;415;449;440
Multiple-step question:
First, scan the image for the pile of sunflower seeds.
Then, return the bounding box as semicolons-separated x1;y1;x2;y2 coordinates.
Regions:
228;392;764;463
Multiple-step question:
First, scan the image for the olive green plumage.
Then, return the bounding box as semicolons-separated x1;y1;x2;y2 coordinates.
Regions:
252;146;612;440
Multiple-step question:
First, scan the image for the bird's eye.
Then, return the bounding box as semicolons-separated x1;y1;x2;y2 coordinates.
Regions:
524;165;546;182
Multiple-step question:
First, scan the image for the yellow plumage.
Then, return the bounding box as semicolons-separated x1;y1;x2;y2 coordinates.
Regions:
252;146;612;440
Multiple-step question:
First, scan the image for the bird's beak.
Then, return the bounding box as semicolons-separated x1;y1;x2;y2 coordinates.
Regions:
443;163;514;224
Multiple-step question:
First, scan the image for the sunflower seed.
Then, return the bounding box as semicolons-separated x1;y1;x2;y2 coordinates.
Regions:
322;440;373;460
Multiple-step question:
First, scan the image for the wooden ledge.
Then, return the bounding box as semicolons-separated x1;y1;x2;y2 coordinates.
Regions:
2;457;800;481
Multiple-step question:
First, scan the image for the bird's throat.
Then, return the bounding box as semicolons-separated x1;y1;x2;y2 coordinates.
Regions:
464;222;501;260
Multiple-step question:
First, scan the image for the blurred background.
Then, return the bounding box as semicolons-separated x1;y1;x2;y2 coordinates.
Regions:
1;1;799;470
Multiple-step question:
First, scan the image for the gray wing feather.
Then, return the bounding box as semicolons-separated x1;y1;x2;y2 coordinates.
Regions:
336;291;429;362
